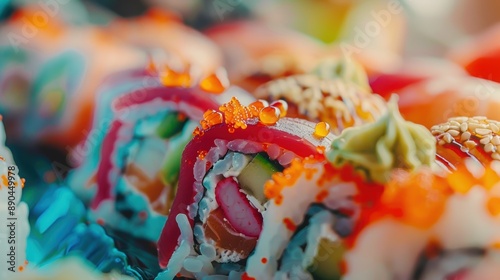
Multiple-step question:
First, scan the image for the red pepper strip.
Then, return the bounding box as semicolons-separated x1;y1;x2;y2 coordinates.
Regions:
157;118;327;268
91;86;222;209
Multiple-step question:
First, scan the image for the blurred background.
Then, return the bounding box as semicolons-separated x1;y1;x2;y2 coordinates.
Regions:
0;0;500;180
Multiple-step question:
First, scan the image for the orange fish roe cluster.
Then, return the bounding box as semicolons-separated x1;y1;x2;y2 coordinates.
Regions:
200;110;223;130
379;169;451;229
350;161;500;249
219;97;255;131
195;97;290;135
248;99;269;116
264;157;319;200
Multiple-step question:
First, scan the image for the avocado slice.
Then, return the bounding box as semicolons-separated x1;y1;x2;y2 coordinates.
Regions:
308;238;345;280
161;121;198;186
237;153;283;204
156;112;188;139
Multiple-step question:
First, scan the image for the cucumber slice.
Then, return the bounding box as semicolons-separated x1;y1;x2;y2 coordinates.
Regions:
161;121;198;187
156;112;187;139
308;238;345;280
237;153;283;204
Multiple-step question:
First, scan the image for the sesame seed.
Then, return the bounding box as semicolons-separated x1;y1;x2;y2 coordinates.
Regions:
485;143;495;153
492;136;500;146
438;139;446;146
476;128;493;135
449;117;468;122
473;116;487;121
465;140;477;149
460;123;468;132
440;125;450;131
480;136;492;145
490;123;500;133
449;121;460;127
443;133;453;143
448;129;460;137
461;131;471;141
432;129;444;135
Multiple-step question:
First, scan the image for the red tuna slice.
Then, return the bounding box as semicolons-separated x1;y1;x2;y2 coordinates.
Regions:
215;177;262;238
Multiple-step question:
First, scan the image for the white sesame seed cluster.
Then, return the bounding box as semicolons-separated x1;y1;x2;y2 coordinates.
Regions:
254;74;386;132
431;116;500;160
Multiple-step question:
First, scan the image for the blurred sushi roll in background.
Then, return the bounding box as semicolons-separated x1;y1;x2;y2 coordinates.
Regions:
68;62;253;243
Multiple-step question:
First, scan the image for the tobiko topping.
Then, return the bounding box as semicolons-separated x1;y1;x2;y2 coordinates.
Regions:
194;97;289;135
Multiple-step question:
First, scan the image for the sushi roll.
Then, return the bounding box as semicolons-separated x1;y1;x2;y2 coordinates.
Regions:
108;8;223;76
68;65;253;242
343;160;500;280
0;7;147;147
254;58;387;135
395;75;500;129
156;97;334;279
243;99;436;279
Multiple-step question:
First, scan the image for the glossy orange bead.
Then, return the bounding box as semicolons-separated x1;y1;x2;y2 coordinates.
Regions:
314;122;330;138
249;99;269;117
259;106;280;125
270;100;288;117
159;67;191;88
200;68;229;94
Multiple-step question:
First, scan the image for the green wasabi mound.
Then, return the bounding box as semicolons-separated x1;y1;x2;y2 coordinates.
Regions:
327;95;436;184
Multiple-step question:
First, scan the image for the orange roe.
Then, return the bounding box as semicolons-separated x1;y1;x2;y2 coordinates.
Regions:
200;69;229;94
249;100;269;117
197;150;208;160
259;106;280;125
200;110;223;130
283;217;297;231
159;66;191;88
18;266;23;272
314;122;330;138
270;100;288;117
261;257;268;264
316;146;326;154
264;157;319;200
21;178;26;188
192;127;204;137
219;97;254;130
